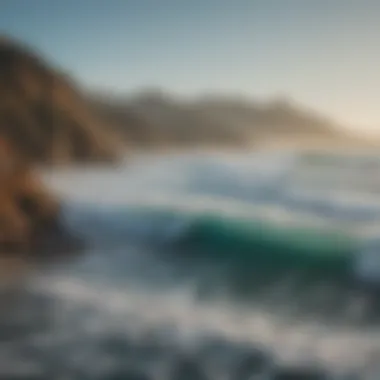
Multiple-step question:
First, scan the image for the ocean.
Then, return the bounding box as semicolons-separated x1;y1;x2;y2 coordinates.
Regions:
2;151;380;379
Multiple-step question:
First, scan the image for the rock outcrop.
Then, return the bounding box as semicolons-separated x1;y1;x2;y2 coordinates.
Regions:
0;137;78;255
0;35;120;164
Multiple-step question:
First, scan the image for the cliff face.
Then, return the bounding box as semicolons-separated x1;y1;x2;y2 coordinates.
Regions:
0;137;79;255
0;35;120;164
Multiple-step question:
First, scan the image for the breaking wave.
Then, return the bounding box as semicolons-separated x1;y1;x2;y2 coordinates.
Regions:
3;151;380;379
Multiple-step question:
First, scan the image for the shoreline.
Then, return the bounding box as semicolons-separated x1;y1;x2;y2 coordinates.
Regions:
38;142;380;172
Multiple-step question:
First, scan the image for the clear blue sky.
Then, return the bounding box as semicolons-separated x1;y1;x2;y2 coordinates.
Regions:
1;0;380;134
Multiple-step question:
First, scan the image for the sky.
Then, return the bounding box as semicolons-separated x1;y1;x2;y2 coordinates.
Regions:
1;0;380;135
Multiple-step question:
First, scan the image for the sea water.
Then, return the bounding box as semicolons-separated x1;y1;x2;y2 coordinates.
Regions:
1;151;380;379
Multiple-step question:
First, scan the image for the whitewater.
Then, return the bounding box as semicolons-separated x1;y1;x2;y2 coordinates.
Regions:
2;151;380;379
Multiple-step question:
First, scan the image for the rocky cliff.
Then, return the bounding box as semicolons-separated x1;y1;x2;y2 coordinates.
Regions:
0;137;80;256
0;35;120;164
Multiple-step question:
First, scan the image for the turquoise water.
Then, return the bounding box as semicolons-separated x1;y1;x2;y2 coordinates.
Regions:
3;152;380;379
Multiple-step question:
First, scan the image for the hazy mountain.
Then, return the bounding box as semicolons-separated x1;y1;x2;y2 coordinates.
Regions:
90;88;347;150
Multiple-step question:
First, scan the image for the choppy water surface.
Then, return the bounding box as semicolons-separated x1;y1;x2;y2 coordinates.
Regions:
2;151;380;379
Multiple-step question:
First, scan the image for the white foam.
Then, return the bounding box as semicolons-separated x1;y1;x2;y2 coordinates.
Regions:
34;151;380;374
42;152;380;231
30;273;380;373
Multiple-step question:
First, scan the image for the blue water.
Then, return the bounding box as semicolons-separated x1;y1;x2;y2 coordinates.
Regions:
2;151;380;379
